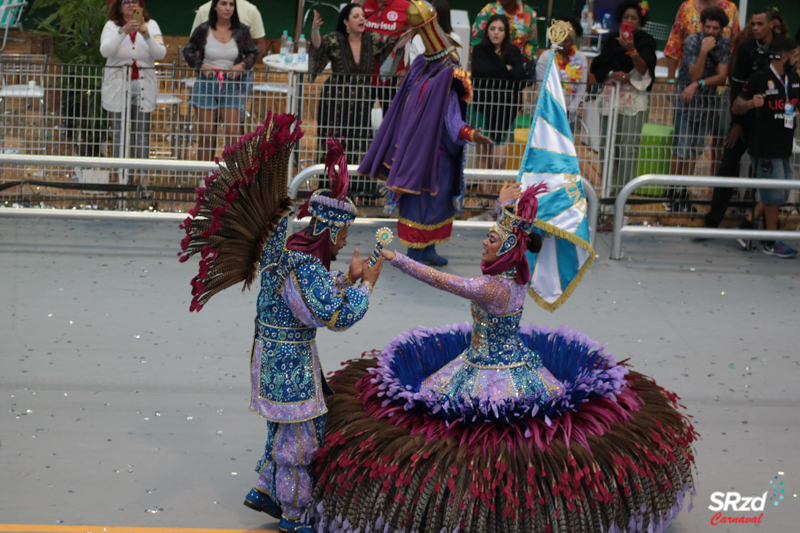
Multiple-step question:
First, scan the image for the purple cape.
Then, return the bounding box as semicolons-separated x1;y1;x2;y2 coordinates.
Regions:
358;55;461;195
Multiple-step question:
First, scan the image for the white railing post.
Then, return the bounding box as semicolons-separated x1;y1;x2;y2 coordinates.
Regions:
119;66;131;187
611;174;800;260
600;81;619;199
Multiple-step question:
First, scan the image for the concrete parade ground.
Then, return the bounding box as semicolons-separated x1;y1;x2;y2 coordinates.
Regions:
1;213;799;533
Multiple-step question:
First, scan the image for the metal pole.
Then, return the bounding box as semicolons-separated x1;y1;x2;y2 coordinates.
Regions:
0;154;219;172
610;174;800;259
602;82;620;198
119;67;131;188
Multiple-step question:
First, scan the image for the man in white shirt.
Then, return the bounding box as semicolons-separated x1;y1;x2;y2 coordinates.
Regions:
191;0;266;57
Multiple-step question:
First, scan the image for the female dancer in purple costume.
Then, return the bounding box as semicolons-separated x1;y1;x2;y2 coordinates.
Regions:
381;182;564;407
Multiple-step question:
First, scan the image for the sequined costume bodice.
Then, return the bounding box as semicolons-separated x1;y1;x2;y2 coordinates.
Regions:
390;253;564;404
465;303;536;367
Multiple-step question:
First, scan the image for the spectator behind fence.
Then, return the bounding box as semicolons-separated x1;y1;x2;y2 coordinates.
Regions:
405;0;461;66
731;36;799;258
665;0;739;81
309;4;412;167
471;0;537;79
590;0;656;190
704;9;779;230
669;5;731;210
191;0;266;58
470;14;526;170
359;0;412;117
100;0;166;187
183;0;258;164
536;17;587;131
769;8;789;40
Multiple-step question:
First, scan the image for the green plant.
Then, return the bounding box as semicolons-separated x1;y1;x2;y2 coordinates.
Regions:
31;0;109;155
32;0;107;65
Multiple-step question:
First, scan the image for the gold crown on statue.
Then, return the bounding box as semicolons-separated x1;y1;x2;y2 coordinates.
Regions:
407;0;436;26
406;0;457;61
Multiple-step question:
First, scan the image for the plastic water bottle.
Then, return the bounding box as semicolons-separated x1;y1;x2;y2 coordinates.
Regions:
602;13;611;30
580;5;590;35
285;37;294;64
279;30;288;59
297;34;307;63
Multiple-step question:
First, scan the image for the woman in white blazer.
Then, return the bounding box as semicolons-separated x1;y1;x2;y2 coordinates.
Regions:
100;0;166;186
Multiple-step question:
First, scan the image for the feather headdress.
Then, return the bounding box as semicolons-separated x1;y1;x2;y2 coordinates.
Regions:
178;112;303;311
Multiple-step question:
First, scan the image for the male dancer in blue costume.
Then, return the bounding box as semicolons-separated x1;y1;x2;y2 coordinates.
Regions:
359;0;490;266
180;124;384;533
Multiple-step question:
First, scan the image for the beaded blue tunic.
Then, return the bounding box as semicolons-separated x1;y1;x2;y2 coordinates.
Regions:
250;248;372;423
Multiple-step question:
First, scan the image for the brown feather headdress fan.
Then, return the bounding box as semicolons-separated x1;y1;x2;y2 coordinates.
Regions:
178;113;303;312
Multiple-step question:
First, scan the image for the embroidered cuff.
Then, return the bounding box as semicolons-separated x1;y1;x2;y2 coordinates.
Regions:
459;125;475;142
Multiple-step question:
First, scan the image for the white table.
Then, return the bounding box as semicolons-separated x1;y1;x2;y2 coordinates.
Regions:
261;54;309;118
264;53;311;73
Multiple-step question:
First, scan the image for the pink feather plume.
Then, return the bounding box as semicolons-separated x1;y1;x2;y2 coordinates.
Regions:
517;182;549;223
324;137;349;200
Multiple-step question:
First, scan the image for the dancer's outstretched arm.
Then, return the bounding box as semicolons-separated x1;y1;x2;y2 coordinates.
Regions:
382;250;510;309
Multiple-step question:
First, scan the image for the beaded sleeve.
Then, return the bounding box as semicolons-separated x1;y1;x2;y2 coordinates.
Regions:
283;262;371;331
331;269;355;290
390;253;511;310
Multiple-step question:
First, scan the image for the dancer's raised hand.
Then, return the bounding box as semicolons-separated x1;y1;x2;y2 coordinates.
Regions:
498;182;523;203
348;248;369;281
362;256;384;287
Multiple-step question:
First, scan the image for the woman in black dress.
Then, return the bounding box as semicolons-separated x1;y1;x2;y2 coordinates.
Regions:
469;13;526;170
309;3;412;168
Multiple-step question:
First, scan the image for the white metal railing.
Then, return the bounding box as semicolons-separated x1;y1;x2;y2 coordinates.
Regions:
0;153;218;171
611;175;800;260
289;165;599;247
0;59;796;219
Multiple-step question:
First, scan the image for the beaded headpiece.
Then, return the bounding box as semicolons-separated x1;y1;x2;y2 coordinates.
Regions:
407;0;457;62
491;183;548;256
298;138;357;244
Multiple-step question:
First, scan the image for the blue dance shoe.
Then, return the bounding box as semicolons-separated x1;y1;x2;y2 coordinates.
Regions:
421;245;448;266
278;516;316;533
243;488;281;519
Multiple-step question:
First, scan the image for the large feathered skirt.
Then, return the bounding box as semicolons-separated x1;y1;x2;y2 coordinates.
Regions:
308;324;698;533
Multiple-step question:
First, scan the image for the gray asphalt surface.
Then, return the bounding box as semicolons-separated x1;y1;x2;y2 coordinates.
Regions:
1;215;798;531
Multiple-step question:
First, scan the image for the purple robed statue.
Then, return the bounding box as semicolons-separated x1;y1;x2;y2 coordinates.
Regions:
358;0;490;266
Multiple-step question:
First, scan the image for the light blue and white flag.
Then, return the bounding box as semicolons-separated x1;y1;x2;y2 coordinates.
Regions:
518;45;594;312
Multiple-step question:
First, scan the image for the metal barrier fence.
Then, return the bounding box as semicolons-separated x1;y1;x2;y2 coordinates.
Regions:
0;58;797;219
610;175;800;260
288;165;599;247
